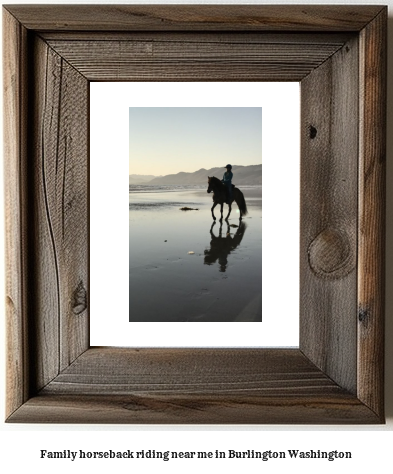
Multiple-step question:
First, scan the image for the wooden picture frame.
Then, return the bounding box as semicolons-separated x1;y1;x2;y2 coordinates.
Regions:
3;5;386;424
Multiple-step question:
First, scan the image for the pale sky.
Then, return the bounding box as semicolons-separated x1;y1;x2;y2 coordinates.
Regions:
129;107;262;176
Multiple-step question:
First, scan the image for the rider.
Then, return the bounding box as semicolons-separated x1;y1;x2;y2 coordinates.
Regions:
221;164;233;204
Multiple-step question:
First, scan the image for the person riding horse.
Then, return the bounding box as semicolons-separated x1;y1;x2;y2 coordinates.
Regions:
221;164;233;204
207;174;248;221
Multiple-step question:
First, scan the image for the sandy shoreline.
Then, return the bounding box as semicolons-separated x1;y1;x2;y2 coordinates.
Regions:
129;187;261;322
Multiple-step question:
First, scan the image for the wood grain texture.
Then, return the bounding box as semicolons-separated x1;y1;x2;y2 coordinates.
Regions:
43;348;340;395
3;8;29;418
357;9;387;418
8;392;379;425
46;38;346;82
7;348;380;424
19;37;88;391
29;36;89;390
3;5;385;32
40;31;354;44
300;36;359;394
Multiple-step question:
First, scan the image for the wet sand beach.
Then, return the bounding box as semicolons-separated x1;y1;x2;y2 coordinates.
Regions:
129;186;262;322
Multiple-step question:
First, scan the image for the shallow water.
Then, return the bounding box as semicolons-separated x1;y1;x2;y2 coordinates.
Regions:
129;187;262;322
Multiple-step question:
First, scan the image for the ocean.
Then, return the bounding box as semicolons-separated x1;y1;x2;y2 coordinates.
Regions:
129;185;262;322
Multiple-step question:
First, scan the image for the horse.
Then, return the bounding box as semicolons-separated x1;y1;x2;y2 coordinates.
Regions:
207;176;248;221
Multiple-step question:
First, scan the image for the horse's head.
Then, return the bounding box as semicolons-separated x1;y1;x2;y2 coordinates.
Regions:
207;176;220;193
207;176;212;193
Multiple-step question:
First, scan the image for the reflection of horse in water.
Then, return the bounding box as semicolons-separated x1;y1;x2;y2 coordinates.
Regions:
207;176;248;221
204;220;247;272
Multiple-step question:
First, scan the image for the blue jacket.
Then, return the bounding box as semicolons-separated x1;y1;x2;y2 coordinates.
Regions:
222;171;233;185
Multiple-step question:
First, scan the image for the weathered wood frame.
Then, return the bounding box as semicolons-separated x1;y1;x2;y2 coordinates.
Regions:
3;5;386;423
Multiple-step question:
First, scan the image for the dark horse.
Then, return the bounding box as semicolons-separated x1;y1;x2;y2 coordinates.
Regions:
207;176;248;221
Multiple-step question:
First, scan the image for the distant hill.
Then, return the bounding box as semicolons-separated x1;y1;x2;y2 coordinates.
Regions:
146;165;261;186
129;174;159;184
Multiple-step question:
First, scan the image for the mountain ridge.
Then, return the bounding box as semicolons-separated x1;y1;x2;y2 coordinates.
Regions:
130;164;261;185
129;174;158;184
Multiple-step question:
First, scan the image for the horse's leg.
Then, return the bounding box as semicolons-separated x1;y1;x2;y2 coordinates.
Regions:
225;203;232;221
220;203;224;221
211;202;218;220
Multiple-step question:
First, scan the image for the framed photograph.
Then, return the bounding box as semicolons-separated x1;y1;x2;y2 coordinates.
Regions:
126;105;264;325
3;5;386;423
89;81;300;348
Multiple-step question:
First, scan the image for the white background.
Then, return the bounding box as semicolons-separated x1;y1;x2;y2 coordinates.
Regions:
1;1;392;473
90;82;300;347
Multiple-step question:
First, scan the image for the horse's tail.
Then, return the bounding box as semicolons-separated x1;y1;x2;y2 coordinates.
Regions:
236;190;248;216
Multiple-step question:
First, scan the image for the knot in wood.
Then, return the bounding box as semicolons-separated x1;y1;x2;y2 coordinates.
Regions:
358;307;370;325
308;228;355;279
72;281;87;315
309;125;317;139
